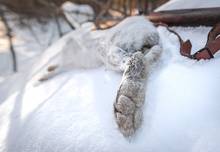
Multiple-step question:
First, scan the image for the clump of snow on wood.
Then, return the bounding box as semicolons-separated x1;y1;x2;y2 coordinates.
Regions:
156;0;220;11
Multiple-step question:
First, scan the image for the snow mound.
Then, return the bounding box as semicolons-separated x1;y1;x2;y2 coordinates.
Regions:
1;17;220;152
156;0;220;11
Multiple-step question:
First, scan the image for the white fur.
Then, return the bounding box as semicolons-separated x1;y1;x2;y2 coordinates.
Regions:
38;16;160;81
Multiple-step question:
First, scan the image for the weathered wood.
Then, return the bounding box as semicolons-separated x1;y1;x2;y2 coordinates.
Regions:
147;7;220;26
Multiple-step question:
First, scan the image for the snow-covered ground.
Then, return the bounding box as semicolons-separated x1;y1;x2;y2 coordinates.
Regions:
1;1;220;152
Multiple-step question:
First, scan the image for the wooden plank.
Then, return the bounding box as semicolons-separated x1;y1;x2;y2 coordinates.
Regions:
147;7;220;26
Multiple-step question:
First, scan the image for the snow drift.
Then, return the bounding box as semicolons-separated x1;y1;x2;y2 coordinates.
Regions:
1;24;220;152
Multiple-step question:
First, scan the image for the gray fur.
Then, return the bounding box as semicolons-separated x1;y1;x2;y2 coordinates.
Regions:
114;46;162;137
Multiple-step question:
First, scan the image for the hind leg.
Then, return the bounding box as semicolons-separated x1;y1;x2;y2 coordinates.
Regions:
114;46;162;137
114;52;147;137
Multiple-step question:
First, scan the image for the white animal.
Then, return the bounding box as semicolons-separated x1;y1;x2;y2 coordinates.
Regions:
38;16;162;137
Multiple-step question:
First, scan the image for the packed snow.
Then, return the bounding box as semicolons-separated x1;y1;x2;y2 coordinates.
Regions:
1;1;220;152
156;0;220;11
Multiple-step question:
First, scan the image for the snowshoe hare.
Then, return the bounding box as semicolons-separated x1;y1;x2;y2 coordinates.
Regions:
38;16;162;137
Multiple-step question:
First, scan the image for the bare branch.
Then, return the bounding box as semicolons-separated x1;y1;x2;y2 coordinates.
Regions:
0;9;17;72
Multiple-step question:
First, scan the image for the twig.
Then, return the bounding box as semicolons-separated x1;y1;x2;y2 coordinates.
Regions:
61;12;75;30
95;0;112;28
0;10;17;72
54;14;63;37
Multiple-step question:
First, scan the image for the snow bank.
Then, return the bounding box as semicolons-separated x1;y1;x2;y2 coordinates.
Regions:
1;21;220;152
1;0;220;150
156;0;220;11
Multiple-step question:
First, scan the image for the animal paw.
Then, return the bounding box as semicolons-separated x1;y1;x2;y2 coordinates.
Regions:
114;52;147;137
114;94;144;137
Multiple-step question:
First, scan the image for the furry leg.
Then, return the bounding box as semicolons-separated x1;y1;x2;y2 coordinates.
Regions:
114;52;147;137
114;46;162;137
